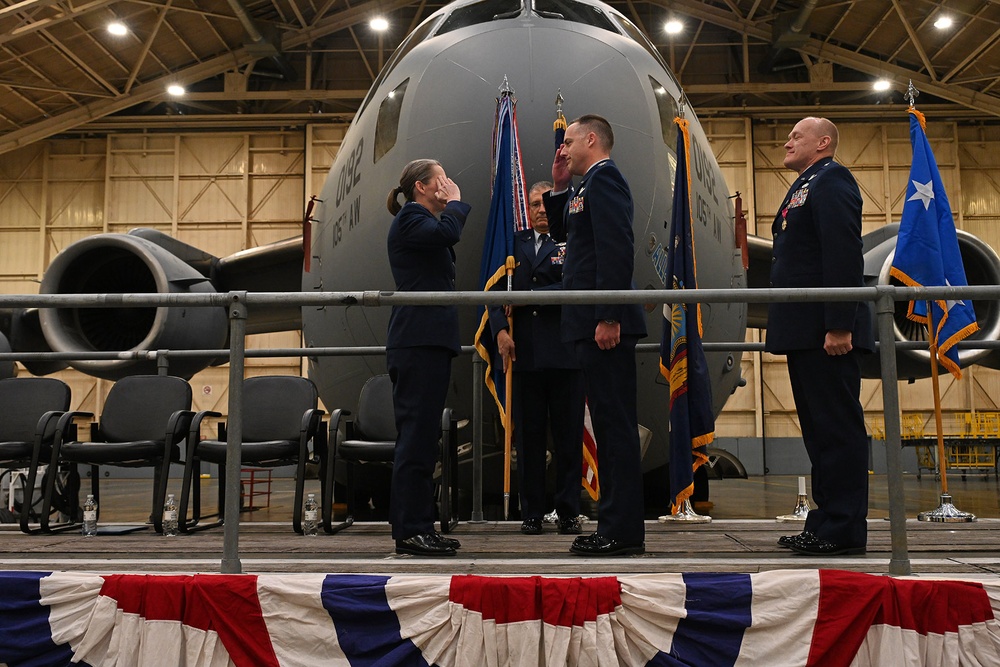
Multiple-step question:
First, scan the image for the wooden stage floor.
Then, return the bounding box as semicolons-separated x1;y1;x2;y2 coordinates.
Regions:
2;474;998;577
2;517;998;578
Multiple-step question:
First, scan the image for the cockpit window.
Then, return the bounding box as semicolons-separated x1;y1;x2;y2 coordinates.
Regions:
532;0;619;34
615;15;677;87
436;0;523;36
374;78;409;163
357;18;440;118
649;76;678;150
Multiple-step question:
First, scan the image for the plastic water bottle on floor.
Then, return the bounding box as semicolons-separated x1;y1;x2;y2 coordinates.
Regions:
303;493;318;536
82;494;98;536
162;493;179;536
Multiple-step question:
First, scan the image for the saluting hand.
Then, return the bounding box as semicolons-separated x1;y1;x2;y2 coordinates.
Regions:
435;176;461;204
552;150;571;192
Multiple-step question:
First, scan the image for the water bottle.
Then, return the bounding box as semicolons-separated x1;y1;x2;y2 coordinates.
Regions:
303;493;318;536
162;493;179;536
82;494;98;537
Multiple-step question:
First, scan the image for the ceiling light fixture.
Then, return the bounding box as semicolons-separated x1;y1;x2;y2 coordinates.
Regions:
107;21;128;36
664;19;683;35
370;17;389;31
934;15;953;30
167;84;186;96
873;79;891;92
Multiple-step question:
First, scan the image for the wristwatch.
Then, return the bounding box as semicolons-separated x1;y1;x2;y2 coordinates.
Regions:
602;319;618;325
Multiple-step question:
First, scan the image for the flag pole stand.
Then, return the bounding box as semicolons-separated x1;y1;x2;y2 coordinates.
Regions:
776;475;811;522
917;493;975;522
659;499;711;524
917;300;976;523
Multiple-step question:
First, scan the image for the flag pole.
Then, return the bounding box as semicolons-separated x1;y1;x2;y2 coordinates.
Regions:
499;76;514;521
658;96;712;524
895;81;976;523
925;300;949;494
503;227;514;521
503;307;513;520
917;300;976;522
552;91;599;507
475;77;527;522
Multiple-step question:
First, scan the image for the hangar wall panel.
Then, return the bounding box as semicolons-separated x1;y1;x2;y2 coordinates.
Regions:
0;129;316;419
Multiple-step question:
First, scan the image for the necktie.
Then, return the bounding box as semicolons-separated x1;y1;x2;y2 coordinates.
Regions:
536;233;548;254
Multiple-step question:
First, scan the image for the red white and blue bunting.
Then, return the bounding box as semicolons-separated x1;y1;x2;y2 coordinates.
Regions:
1;570;998;666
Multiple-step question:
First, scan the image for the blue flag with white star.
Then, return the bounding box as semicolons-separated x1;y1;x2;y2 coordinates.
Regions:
890;109;978;379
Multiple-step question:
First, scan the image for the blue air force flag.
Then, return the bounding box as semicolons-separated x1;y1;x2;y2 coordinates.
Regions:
661;117;714;513
889;109;978;379
473;93;529;418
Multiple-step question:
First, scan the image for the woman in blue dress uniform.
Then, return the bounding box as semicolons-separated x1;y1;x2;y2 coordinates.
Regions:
386;159;470;556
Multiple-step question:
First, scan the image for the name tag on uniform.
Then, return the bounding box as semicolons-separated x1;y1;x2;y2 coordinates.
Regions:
788;186;809;209
569;195;584;214
551;244;567;264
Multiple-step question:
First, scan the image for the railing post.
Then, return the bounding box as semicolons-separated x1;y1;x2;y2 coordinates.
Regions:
156;349;169;376
876;286;912;576
470;354;485;522
222;292;247;574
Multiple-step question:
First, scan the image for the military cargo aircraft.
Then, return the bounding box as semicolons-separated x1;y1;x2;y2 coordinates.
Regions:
3;0;1000;482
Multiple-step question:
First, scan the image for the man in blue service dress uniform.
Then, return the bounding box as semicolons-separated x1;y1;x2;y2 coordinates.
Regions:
766;117;874;557
544;114;647;557
491;181;586;537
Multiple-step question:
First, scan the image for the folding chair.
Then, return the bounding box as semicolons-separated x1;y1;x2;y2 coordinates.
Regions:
41;375;192;534
0;378;72;534
325;374;458;534
178;375;324;534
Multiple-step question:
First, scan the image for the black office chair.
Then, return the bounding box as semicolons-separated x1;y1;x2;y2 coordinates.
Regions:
325;374;458;534
178;375;324;534
0;378;72;533
39;375;193;534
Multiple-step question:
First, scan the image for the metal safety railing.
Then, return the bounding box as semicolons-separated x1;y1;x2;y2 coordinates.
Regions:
4;283;1000;576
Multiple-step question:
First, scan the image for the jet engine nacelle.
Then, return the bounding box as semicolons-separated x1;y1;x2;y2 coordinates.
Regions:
37;230;229;380
748;222;1000;380
863;223;1000;380
3;227;303;381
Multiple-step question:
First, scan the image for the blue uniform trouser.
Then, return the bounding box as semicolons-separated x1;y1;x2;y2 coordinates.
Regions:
574;336;645;544
787;348;868;548
513;368;585;521
386;346;452;540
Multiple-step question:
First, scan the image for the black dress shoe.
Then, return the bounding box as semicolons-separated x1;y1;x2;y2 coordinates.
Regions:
432;531;461;549
777;531;816;549
789;538;865;556
557;516;582;535
395;533;456;556
520;518;543;535
569;533;644;557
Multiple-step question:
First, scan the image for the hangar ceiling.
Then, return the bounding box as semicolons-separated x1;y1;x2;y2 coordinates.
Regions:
2;0;999;154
